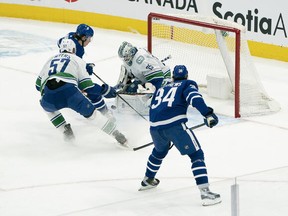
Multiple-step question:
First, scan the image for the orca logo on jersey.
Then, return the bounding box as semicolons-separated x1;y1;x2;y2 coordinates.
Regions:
136;56;144;64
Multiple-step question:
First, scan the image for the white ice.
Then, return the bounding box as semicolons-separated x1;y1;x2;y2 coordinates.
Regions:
0;17;288;216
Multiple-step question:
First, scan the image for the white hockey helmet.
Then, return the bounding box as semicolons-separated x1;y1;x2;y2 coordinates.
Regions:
59;38;76;54
118;41;137;65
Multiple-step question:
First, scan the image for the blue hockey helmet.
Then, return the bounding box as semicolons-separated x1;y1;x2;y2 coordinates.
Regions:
173;65;188;80
76;24;94;38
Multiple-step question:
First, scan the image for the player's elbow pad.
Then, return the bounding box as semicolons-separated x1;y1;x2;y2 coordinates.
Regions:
191;97;210;116
85;84;103;96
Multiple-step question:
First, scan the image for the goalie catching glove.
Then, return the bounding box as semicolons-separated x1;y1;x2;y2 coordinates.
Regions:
101;84;117;98
203;107;218;128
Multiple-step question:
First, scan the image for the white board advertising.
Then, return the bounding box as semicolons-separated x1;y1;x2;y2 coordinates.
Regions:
1;0;287;46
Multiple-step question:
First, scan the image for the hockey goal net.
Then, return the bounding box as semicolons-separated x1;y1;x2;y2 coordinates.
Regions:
147;13;280;117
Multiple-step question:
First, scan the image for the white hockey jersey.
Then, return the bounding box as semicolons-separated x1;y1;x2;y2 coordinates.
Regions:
122;48;170;88
36;53;93;94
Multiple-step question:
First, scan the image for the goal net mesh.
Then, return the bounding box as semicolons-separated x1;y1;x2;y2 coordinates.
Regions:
148;13;280;117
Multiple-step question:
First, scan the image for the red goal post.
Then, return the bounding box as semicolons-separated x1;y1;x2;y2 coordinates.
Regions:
147;12;280;118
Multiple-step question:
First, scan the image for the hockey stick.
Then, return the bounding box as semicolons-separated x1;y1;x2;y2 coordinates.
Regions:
133;122;206;151
92;72;148;121
161;54;172;63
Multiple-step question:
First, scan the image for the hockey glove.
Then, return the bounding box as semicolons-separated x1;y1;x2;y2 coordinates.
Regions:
137;83;156;94
101;84;117;98
125;80;142;93
204;107;219;128
86;63;95;75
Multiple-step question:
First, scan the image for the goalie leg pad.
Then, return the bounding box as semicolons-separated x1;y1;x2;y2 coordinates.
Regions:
115;93;151;116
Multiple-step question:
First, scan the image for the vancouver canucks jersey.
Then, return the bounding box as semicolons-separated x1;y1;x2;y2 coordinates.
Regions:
35;53;93;94
149;79;210;129
122;48;171;89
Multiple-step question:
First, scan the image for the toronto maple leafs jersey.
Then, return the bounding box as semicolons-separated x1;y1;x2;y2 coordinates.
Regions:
57;32;85;58
149;79;211;129
35;52;93;94
122;48;171;89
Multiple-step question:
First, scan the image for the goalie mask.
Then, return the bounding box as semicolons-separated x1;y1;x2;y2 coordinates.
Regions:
173;65;188;80
118;41;138;66
59;38;76;54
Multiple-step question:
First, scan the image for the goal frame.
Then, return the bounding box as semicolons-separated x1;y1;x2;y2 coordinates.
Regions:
147;12;242;118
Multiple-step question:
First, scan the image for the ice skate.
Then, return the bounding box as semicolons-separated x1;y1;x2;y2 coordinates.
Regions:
138;176;160;191
63;123;75;141
102;109;116;123
112;130;129;148
200;187;221;206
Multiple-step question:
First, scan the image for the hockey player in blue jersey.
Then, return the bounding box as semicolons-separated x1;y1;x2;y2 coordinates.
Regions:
57;24;121;120
36;38;127;146
57;23;95;75
139;65;221;206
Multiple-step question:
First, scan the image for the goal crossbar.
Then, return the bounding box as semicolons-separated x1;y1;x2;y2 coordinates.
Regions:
148;12;241;117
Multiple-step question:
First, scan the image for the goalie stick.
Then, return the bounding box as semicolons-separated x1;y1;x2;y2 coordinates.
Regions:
132;122;206;151
92;54;171;120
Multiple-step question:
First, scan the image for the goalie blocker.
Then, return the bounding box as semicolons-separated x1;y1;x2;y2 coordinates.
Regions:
114;65;156;116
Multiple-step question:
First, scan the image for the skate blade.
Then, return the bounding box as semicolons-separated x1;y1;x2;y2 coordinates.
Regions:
202;198;222;206
138;185;158;191
115;141;132;150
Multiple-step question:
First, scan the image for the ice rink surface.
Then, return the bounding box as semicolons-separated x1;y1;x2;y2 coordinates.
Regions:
0;17;288;216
